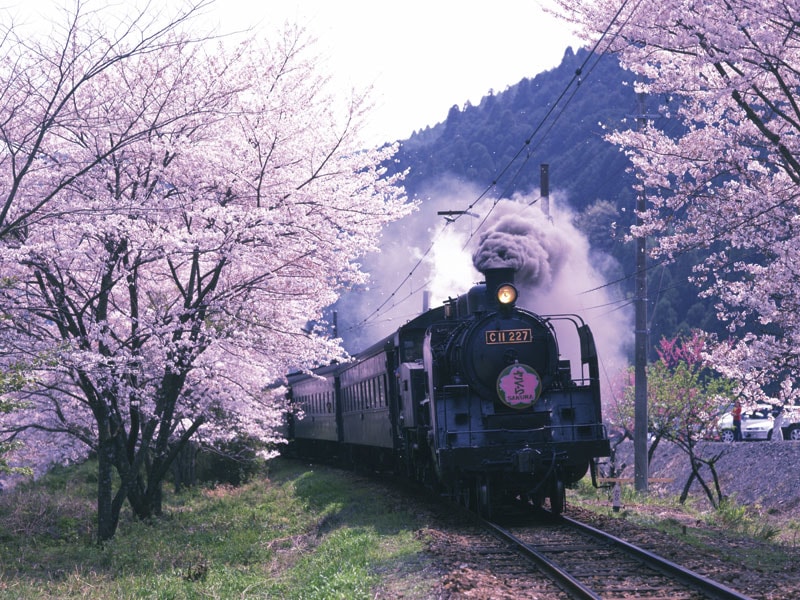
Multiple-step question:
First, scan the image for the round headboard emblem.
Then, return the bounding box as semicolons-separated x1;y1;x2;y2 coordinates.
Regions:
496;363;542;409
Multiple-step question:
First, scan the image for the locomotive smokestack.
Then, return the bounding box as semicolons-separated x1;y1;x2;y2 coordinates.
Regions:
482;267;516;297
463;266;517;314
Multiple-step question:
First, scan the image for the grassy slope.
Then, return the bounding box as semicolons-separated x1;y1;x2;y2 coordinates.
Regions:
4;456;799;599
0;459;437;599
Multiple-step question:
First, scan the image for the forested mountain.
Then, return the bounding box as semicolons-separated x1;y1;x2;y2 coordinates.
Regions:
379;47;723;358
389;47;637;210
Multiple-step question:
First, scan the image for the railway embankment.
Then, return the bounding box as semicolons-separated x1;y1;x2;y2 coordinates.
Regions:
610;439;800;514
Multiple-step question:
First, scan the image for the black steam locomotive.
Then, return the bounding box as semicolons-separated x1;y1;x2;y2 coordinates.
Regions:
286;267;609;516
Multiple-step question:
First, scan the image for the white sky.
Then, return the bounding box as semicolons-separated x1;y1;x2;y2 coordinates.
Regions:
216;0;583;145
6;0;583;146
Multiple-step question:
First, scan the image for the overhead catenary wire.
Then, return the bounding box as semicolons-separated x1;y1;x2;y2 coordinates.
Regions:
344;1;638;334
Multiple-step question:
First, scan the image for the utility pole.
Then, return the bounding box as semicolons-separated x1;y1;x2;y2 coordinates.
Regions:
540;163;550;219
634;92;651;493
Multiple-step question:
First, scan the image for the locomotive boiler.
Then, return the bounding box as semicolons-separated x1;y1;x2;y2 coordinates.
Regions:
287;266;610;516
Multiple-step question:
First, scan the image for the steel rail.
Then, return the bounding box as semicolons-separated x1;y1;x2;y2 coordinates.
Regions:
481;514;754;600
561;515;753;600
481;518;602;600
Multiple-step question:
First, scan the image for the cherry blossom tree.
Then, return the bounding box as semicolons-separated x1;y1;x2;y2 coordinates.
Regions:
611;333;734;507
0;361;32;478
0;1;410;540
555;0;800;406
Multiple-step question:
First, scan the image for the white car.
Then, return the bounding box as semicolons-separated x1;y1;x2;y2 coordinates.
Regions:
778;407;800;441
717;405;776;442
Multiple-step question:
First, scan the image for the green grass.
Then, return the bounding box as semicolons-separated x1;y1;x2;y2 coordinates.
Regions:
572;478;800;572
0;459;434;599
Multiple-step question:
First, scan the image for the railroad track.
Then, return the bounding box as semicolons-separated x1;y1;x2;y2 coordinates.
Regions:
482;513;754;600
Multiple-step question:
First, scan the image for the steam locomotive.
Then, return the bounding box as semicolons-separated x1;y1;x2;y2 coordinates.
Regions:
286;267;609;516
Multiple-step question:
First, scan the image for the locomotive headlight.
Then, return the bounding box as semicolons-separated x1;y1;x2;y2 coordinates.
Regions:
496;284;518;305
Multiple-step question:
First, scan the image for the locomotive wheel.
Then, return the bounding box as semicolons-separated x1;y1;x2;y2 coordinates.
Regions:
549;478;566;515
476;477;493;519
455;478;475;510
529;489;546;512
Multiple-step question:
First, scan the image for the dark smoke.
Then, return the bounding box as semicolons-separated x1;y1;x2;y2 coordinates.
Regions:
472;203;568;289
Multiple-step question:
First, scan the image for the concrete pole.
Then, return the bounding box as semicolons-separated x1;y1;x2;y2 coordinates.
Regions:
634;92;650;493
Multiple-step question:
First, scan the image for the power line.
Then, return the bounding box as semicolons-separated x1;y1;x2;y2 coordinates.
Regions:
349;3;638;332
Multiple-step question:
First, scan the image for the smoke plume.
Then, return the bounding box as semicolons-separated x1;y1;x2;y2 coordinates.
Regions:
472;204;569;289
438;192;631;409
334;182;632;417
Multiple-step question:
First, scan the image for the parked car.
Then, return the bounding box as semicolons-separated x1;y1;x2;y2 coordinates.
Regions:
780;406;800;440
717;405;775;442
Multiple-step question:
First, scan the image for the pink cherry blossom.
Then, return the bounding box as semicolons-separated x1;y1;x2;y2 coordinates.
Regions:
555;0;800;406
0;2;412;539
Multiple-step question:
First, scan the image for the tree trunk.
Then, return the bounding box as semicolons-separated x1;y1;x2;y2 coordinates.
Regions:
679;455;719;509
171;441;198;492
647;435;661;465
679;470;696;504
97;437;118;542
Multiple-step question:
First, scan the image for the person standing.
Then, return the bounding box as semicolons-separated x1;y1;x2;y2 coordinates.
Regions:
772;406;784;441
732;400;742;441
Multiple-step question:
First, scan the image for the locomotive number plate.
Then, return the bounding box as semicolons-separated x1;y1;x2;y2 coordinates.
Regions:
485;328;532;344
